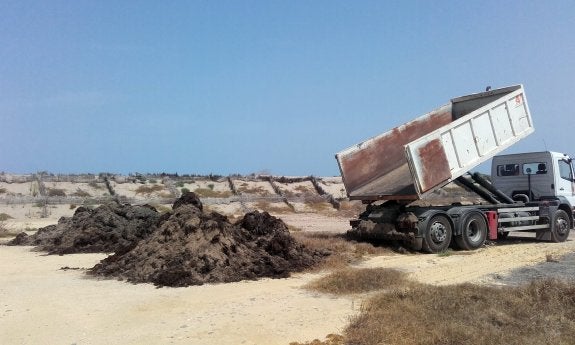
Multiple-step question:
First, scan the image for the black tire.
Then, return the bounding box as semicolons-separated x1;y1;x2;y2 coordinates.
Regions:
422;214;452;253
550;209;570;242
454;212;487;250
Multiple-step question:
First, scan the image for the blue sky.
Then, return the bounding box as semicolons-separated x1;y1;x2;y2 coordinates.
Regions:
1;1;574;176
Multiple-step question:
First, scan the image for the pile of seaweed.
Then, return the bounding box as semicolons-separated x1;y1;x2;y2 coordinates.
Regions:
8;203;160;254
89;192;325;287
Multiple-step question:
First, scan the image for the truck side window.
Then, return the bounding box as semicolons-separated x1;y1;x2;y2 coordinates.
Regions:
523;162;546;175
558;160;573;181
497;164;519;176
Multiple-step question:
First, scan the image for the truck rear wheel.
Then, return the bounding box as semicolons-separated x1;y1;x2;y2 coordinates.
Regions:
454;212;487;250
422;214;452;253
550;209;570;242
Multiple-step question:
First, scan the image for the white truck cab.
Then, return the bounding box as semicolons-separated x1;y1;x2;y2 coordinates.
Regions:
491;151;575;211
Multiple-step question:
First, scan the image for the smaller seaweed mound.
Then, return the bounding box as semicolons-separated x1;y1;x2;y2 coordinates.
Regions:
8;203;160;254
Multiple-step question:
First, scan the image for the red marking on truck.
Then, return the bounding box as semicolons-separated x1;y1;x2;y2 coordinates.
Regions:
339;110;452;194
486;211;498;240
416;138;451;193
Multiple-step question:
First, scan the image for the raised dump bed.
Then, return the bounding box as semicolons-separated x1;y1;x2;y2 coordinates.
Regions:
336;85;534;201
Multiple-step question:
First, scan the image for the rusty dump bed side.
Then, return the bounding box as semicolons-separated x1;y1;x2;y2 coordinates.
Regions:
335;104;453;200
336;85;533;201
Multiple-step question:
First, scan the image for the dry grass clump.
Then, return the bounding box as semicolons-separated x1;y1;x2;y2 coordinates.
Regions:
289;333;344;345
345;279;575;345
46;188;66;197
254;201;293;214
305;201;334;214
294;185;314;194
336;200;365;217
134;184;164;195
306;268;411;295
237;184;271;196
88;181;104;190
0;187;6;194
72;188;91;197
0;219;18;238
0;223;9;238
0;213;13;221
192;188;232;198
293;232;393;270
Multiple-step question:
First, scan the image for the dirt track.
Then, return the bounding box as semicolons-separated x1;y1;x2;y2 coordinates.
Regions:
2;214;575;344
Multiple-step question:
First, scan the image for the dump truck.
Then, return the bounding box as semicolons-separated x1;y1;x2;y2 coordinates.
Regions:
336;85;574;253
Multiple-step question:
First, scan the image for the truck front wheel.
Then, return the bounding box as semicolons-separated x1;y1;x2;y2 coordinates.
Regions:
550;209;570;242
454;212;487;250
422;215;452;253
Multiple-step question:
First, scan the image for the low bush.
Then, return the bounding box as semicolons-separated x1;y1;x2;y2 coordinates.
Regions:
135;184;164;195
305;267;411;295
72;188;91;197
88;181;103;190
0;213;13;221
254;201;292;214
192;188;232;198
289;334;344;345
345;279;575;345
46;188;66;197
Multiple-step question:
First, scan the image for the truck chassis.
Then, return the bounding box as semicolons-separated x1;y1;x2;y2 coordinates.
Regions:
351;198;572;253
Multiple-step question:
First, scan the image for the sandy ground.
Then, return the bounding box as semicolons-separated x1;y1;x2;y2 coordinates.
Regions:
0;246;356;345
3;213;575;344
359;235;575;286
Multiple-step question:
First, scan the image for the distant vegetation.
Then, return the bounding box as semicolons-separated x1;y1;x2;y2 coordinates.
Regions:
192;188;232;198
0;213;13;221
88;181;104;190
134;185;164;195
46;188;66;197
72;188;91;197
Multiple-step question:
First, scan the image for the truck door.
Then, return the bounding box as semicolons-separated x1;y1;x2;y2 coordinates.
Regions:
555;158;575;207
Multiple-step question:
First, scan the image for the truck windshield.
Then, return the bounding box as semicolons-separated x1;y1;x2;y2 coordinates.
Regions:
558;160;574;181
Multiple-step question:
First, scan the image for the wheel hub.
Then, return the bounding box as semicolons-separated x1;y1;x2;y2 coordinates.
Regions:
430;222;447;243
466;221;480;240
556;218;569;235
